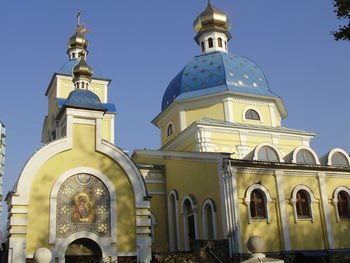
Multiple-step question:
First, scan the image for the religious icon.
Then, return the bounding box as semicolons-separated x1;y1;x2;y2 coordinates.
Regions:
72;190;96;223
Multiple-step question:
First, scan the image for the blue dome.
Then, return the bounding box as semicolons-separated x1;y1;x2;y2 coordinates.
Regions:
162;51;279;111
58;59;106;79
64;89;106;111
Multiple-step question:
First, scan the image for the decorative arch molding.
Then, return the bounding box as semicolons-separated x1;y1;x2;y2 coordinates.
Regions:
290;185;316;223
49;167;117;244
244;184;272;224
253;142;283;162
12;132;149;208
167;189;180;251
327;148;350;166
201;199;218;239
181;194;199;251
291;145;320;165
55;231;117;263
332;186;350;222
150;212;157;243
242;107;263;122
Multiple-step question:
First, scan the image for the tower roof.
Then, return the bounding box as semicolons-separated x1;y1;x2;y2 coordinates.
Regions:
193;0;230;33
73;52;93;79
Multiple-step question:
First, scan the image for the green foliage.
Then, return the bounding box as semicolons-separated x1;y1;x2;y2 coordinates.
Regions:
333;0;350;41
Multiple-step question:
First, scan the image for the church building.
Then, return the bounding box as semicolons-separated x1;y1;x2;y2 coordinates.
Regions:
5;2;350;263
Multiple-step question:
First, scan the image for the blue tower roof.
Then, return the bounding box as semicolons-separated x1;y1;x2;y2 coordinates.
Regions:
162;51;279;111
63;89;107;111
58;59;106;79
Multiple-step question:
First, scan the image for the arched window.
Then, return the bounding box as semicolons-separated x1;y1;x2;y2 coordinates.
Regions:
331;152;349;167
181;195;198;251
296;149;316;164
167;123;175;137
332;187;350;222
245;109;260;120
72;53;75;59
201;41;205;52
244;184;272;223
208;38;213;48
296;190;311;218
167;190;179;251
250;189;266;219
291;185;316;223
337;191;350;218
202;199;217;240
218;38;223;48
258;146;279;162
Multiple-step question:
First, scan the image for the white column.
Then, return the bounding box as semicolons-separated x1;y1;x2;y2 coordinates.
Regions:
274;170;291;251
223;98;234;123
317;172;335;249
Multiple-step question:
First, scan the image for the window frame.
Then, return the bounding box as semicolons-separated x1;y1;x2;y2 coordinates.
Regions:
328;148;350;167
208;38;214;48
244;184;272;224
181;194;199;251
243;108;263;122
332;186;350;222
201;199;218;240
292;146;320;165
291;185;316;223
166;122;175;137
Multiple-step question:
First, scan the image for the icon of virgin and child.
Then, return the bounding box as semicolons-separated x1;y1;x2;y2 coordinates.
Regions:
72;190;96;223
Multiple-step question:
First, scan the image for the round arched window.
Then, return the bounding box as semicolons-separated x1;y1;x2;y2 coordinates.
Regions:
245;109;260;120
258;146;279;162
331;152;349;167
167;123;175;137
296;149;316;165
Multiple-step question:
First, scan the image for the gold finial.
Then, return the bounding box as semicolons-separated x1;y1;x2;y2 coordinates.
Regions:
68;9;90;50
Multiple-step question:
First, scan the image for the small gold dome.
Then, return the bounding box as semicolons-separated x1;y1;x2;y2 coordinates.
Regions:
193;0;230;33
73;53;93;79
68;31;88;50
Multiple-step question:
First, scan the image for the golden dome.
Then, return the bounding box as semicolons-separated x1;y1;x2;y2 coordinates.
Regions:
73;53;93;79
193;0;230;33
68;30;88;50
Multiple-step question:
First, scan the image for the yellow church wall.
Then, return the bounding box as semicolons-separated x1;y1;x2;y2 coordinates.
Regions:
245;136;272;149
26;123;137;255
102;118;111;141
161;114;180;146
149;195;168;253
278;139;305;155
236;172;282;252
173;136;196;152
210;132;241;155
185;103;225;127
233;103;272;126
324;176;350;248
283;176;326;250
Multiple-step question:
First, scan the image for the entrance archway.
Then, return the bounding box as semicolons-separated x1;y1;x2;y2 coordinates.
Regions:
65;238;102;263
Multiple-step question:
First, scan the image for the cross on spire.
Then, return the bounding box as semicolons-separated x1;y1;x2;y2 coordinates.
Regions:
75;9;91;34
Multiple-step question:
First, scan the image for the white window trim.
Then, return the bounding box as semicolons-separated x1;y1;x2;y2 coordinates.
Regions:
244;184;272;224
290;185;316;223
181;194;199;251
150;212;157;243
292;145;320;165
253;142;284;162
167;190;180;251
332;186;350;223
201;199;218;240
167;121;176;137
327;148;350;167
242;107;263;123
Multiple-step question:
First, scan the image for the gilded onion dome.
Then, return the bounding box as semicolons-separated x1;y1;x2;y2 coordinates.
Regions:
193;0;231;33
68;30;88;50
73;52;93;79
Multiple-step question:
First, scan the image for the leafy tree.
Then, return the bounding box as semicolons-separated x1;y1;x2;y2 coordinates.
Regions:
333;0;350;40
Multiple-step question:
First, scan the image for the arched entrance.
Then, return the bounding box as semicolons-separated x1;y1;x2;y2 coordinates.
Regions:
65;238;102;263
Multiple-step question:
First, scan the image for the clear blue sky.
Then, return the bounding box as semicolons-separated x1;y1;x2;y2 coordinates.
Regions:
0;1;349;218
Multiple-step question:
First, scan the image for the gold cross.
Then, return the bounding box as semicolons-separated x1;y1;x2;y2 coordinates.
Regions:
75;9;91;34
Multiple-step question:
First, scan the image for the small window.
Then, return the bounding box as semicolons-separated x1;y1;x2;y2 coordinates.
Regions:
72;53;75;59
245;109;260;120
250;190;266;219
296;149;315;165
218;38;223;48
167;123;175;137
208;38;213;48
258;146;279;162
332;152;349;167
201;42;205;52
296;190;311;219
338;191;350;218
